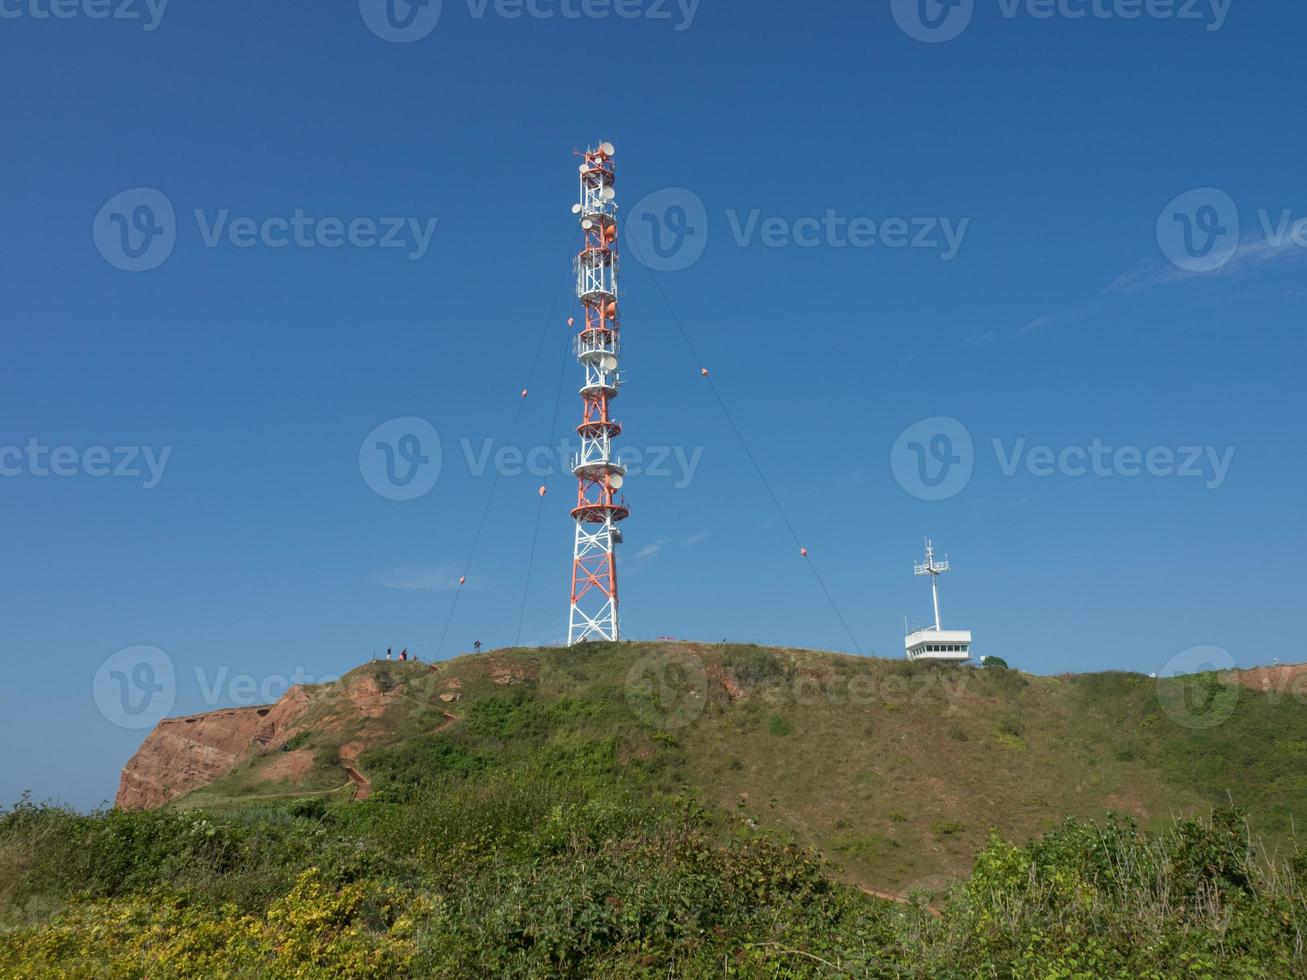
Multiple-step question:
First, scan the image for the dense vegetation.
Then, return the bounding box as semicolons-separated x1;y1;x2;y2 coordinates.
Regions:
2;783;1303;976
3;645;1305;976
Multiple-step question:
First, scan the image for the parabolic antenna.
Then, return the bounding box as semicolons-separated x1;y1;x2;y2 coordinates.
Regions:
581;219;594;231
571;203;582;214
600;355;618;372
602;186;616;202
610;473;624;490
579;163;589;173
600;142;616;157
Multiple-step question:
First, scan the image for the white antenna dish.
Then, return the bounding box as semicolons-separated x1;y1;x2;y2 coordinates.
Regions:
610;473;624;490
602;186;616;202
579;163;589;173
581;219;594;231
601;355;618;371
600;141;615;157
571;203;582;215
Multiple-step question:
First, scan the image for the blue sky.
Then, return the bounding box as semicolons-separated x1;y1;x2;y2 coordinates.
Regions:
2;0;1305;808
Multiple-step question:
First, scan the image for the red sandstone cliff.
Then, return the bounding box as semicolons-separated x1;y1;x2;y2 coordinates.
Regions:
115;685;312;810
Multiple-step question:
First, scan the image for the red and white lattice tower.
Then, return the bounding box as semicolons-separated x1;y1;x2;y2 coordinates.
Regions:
568;141;629;645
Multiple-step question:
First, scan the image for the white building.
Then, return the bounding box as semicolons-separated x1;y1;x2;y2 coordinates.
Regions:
904;540;972;664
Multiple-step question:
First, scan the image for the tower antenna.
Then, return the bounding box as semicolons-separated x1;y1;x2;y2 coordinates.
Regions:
913;538;951;631
568;141;628;644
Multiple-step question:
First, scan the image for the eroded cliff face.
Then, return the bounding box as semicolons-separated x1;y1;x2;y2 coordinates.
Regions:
115;686;312;810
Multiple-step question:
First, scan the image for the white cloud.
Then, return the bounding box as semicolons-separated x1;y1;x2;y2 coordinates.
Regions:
1107;234;1307;295
1018;315;1058;336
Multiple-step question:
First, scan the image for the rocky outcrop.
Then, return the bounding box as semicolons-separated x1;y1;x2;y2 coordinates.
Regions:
115;686;312;810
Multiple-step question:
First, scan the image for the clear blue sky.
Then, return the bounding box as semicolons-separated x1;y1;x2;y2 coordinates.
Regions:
2;0;1304;808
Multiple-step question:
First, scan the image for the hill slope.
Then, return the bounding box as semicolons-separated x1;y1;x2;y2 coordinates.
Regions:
118;642;1307;892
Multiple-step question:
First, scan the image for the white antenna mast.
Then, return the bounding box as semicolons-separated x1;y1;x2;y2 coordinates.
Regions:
913;539;951;631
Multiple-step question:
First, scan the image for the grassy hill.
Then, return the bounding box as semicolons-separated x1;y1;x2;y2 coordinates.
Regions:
180;642;1307;892
3;642;1306;976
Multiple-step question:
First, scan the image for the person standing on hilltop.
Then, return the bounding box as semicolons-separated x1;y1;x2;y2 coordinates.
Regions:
399;649;408;661
474;640;481;653
386;647;392;661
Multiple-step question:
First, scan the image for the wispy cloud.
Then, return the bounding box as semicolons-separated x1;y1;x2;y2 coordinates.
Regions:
687;531;711;546
1018;315;1059;336
636;539;669;560
1107;234;1307;295
376;564;474;592
963;329;997;348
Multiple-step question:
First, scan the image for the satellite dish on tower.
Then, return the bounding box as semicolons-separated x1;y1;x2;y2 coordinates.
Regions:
600;142;616;157
581;219;594;230
602;186;616;202
610;473;624;490
571;203;582;215
600;355;618;372
579;163;589;173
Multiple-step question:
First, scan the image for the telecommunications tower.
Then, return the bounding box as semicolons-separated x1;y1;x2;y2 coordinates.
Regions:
567;141;629;645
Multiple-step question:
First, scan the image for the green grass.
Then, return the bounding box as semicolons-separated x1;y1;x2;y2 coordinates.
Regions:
154;644;1307;894
4;641;1307;974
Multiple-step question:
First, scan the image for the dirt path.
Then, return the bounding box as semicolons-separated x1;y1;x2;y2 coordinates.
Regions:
343;765;372;801
337;710;459;802
859;886;943;916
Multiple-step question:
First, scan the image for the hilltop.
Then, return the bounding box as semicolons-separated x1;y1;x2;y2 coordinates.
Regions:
117;642;1307;893
4;641;1305;976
